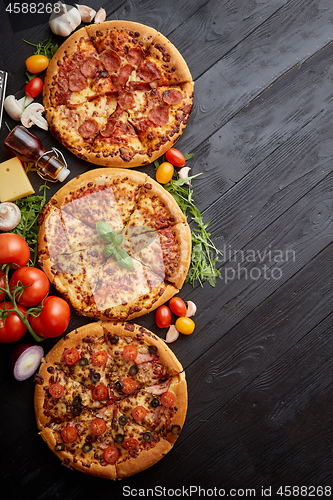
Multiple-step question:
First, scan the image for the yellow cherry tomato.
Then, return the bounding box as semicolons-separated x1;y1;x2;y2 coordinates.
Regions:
156;162;174;184
26;55;49;74
175;317;195;335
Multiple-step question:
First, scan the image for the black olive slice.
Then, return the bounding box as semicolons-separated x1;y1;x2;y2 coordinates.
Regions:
171;424;181;434
159;376;167;383
83;442;93;453
143;432;152;442
72;395;82;407
109;334;119;345
151;398;160;408
91;372;101;382
115;433;124;444
115;381;123;391
118;415;128;426
78;357;89;366
129;365;139;376
72;405;83;415
55;443;65;451
148;345;158;355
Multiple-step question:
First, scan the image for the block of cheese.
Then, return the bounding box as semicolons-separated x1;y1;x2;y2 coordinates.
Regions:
0;157;35;202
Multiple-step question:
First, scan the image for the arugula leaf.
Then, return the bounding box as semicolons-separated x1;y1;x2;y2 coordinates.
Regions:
23;36;58;61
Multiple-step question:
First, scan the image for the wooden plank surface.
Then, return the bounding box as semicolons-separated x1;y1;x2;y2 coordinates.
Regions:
0;0;332;498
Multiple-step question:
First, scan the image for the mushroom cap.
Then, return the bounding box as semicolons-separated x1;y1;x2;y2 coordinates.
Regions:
0;202;21;231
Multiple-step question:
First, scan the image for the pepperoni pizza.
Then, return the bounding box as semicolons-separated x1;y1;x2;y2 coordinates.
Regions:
34;321;187;479
43;21;194;167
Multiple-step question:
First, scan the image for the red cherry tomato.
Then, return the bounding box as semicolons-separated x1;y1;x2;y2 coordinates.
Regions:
92;350;108;366
9;266;50;307
64;348;80;365
103;445;119;463
0;302;28;343
90;418;107;435
25;77;43;98
92;384;108;400
169;297;187;317
121;378;137;394
61;426;77;443
0;270;6;302
132;406;147;421
165;148;186;168
29;296;70;338
122;345;138;361
49;383;64;399
123;438;139;450
155;305;172;329
0;233;30;268
161;391;176;407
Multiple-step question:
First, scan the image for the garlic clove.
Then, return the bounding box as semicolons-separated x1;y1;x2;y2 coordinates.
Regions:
178;166;191;185
185;301;197;317
76;4;96;23
0;202;21;231
94;7;106;23
165;325;180;343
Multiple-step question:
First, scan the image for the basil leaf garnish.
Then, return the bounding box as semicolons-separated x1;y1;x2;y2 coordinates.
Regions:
113;248;134;270
96;221;115;241
111;232;124;246
103;242;116;258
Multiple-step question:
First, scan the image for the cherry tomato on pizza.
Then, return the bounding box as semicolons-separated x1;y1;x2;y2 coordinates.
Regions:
9;266;50;307
169;297;187;317
25;54;49;73
165;148;186;168
132;406;147;421
103;445;119;463
156;162;174;184
0;302;28;343
123;438;139;450
0;233;30;268
155;305;172;329
122;345;138;361
92;350;108;366
25;77;43;98
175;317;195;335
121;378;137;394
61;426;77;443
161;391;176;407
90;418;107;435
29;296;70;338
64;348;80;365
92;384;109;401
48;383;64;399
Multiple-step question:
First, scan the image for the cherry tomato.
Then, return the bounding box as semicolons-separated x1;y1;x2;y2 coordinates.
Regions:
165;148;186;168
49;383;64;399
0;270;6;302
92;350;108;366
103;445;119;463
121;378;137;394
155;305;172;329
0;302;28;343
156;162;174;184
9;266;50;307
26;54;49;74
92;384;108;400
175;316;195;335
169;297;187;317
25;77;43;98
0;233;30;268
122;345;138;361
123;438;139;450
29;296;70;338
132;406;147;421
90;418;107;435
64;348;80;365
161;391;176;407
61;426;77;443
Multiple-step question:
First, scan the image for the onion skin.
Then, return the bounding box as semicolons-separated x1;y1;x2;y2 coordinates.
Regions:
13;345;44;381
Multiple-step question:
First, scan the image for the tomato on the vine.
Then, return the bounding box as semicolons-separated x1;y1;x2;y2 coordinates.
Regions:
9;266;50;307
0;233;30;268
165;148;186;168
0;302;28;343
29;296;70;338
155;305;172;328
25;77;43;98
169;297;187;317
0;270;6;302
156;162;174;184
25;54;49;74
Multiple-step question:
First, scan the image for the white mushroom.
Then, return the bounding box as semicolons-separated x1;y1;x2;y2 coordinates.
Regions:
178;166;191;185
49;2;81;37
94;7;106;23
4;95;34;121
0;202;21;231
185;301;197;317
21;103;48;130
165;325;180;343
76;4;96;23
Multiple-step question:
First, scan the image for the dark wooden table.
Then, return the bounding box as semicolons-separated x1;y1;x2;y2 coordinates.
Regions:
0;1;332;498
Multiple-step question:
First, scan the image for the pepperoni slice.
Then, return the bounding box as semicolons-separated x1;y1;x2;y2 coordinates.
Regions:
161;391;176;407
49;383;64;399
92;350;108;366
148;106;169;126
68;69;87;92
126;47;144;66
128;82;152;91
118;90;135;110
61;426;77;443
132;406;147;421
137;61;160;82
162;88;183;105
121;378;137;394
100;50;121;72
122;345;138;361
80;57;100;78
123;438;139;450
100;119;116;138
64;348;80;365
117;64;134;86
78;119;99;139
92;384;109;400
133;117;154;133
90;418;107;435
103;445;119;463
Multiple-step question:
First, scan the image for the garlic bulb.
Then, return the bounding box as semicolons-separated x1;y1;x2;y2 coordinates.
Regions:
76;4;96;23
0;203;21;231
49;2;81;37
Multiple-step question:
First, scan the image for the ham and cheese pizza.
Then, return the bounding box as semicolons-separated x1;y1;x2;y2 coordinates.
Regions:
34;322;187;479
37;168;191;321
43;20;194;167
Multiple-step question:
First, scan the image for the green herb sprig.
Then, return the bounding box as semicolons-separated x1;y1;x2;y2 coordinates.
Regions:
96;221;134;270
23;36;58;61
